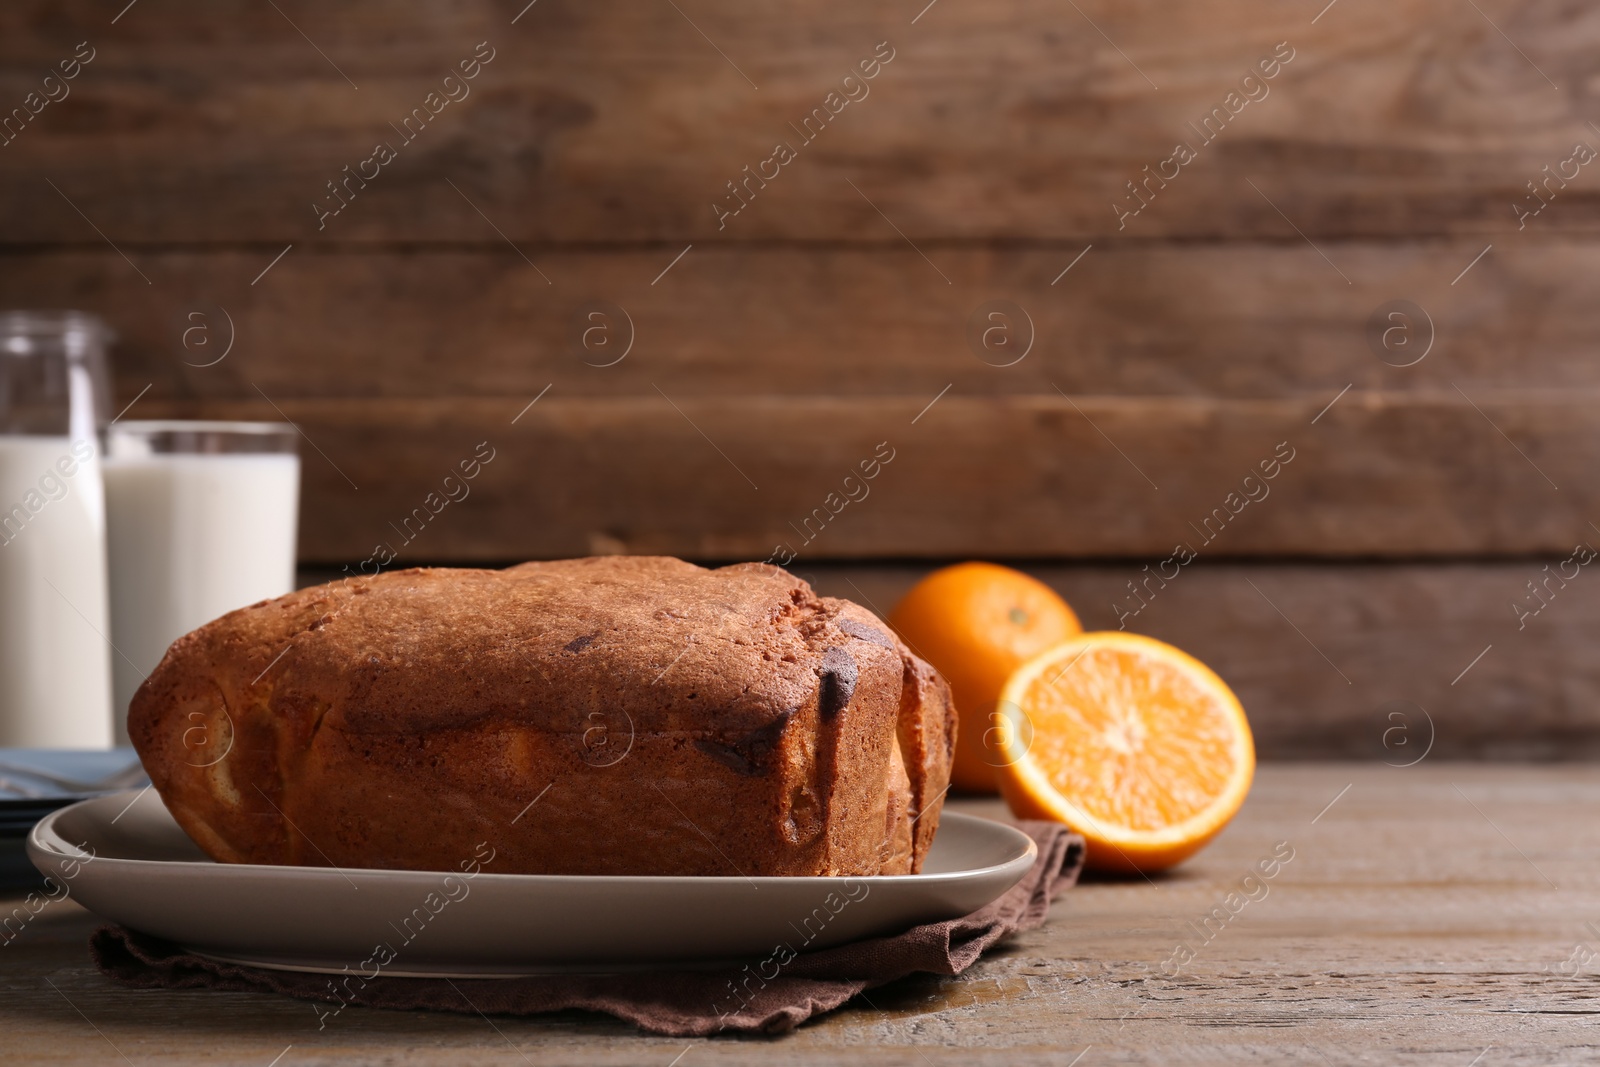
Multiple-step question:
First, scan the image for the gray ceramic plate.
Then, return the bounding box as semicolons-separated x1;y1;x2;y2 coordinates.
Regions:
28;790;1036;976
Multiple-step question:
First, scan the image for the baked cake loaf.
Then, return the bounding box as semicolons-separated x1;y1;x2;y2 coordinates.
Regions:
128;557;956;877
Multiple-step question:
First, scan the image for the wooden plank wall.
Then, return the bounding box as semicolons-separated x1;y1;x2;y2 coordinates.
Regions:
3;1;1597;755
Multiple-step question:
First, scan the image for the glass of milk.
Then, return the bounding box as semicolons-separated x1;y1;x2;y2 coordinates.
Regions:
0;310;116;748
105;422;299;740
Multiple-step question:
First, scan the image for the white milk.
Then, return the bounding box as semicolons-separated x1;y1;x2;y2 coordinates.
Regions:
105;453;300;738
0;435;114;748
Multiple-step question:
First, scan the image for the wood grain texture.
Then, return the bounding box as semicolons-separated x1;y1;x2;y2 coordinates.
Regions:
0;240;1593;400
3;765;1596;1064
797;562;1600;761
0;0;1597;242
0;1;1591;564
131;391;1595;561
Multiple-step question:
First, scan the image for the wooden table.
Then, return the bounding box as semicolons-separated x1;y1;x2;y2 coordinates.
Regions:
3;764;1594;1065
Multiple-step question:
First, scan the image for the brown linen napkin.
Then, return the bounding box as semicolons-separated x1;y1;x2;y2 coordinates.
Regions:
90;820;1084;1037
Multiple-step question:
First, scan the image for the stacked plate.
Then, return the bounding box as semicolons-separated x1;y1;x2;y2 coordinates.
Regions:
0;748;147;890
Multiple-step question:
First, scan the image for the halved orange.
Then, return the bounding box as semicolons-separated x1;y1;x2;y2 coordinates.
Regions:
992;632;1254;873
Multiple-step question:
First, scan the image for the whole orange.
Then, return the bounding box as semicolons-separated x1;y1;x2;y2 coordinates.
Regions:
889;562;1081;793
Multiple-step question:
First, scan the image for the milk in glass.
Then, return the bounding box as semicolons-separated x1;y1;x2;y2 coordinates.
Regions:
105;424;299;738
0;311;115;747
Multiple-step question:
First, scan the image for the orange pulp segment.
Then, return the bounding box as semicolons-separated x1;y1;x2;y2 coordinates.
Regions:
993;632;1255;873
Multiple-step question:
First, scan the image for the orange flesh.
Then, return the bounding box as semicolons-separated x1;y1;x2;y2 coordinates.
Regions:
1018;646;1241;832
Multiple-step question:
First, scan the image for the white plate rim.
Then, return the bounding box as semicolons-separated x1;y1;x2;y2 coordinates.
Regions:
28;793;1040;974
28;793;1037;889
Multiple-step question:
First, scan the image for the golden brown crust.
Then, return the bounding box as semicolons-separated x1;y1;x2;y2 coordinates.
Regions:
128;557;955;877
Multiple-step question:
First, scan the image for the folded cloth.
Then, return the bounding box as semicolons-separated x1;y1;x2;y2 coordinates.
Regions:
90;821;1084;1037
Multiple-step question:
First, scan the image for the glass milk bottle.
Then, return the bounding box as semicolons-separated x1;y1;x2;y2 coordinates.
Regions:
0;311;114;747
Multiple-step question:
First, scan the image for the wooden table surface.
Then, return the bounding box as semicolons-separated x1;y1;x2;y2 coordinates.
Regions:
4;763;1595;1065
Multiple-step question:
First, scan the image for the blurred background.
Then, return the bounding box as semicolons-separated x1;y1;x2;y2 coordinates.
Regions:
1;0;1596;759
